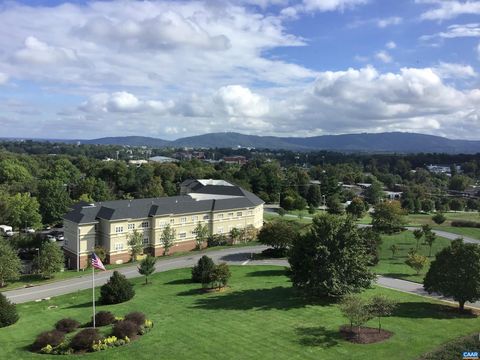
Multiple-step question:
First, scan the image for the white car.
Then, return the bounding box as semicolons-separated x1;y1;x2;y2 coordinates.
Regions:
23;228;35;234
5;230;14;237
56;234;64;241
46;235;56;242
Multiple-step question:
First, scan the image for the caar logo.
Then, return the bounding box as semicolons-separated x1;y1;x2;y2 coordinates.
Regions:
463;351;479;360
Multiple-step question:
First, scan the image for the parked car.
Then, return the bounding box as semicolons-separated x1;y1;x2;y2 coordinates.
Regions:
0;225;13;235
46;234;56;242
22;228;35;234
5;230;14;237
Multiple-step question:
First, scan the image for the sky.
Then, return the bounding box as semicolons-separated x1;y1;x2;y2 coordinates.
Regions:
0;0;479;140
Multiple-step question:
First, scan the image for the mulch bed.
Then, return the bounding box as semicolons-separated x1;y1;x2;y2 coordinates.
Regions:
340;325;393;344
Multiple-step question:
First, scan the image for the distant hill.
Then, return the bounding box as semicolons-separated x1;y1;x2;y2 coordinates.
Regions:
70;132;480;154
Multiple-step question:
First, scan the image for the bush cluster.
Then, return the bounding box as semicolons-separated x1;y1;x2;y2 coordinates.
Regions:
54;318;80;333
0;293;19;328
124;312;146;327
207;234;228;247
112;320;139;338
451;220;480;228
32;330;65;351
70;328;101;351
91;335;130;352
94;311;115;326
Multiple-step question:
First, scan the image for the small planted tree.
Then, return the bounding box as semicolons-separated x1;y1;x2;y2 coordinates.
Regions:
191;255;215;283
405;252;428;275
127;229;144;262
432;213;446;225
35;241;64;279
424;231;437;257
99;271;135;305
413;229;423;251
138;255;156;284
206;263;231;290
0;240;21;287
193;223;209;249
346;197;366;219
368;295;397;333
0;293;19;328
389;244;398;259
229;227;241;245
160;225;175;256
339;294;373;336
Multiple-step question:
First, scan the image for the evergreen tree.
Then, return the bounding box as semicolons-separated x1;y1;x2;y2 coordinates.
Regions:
99;271;135;305
0;293;19;328
306;185;321;207
138;255;156;284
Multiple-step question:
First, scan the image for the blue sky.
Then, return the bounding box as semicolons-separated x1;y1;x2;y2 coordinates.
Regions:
0;0;479;139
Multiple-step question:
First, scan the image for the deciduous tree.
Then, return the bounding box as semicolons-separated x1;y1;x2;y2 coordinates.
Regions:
160;225;175;256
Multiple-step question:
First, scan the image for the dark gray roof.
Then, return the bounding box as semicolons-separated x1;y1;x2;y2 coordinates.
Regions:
64;182;264;225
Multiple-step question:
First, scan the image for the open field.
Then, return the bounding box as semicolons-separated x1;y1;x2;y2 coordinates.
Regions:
0;266;478;360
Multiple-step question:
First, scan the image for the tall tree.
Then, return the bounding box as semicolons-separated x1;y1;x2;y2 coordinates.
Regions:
127;229;144;262
257;220;299;254
346;197;366;219
371;201;406;234
193;223;209;249
2;193;42;231
0;240;21;287
160;225;176;256
424;239;480;311
35;241;64;279
288;213;375;297
306;185;322;207
364;180;385;205
38;179;71;225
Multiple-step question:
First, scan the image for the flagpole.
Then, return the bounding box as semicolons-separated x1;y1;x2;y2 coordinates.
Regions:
92;253;96;328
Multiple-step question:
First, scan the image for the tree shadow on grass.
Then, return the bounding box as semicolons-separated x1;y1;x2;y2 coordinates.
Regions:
65;301;93;309
190;286;334;311
165;278;192;285
295;326;341;348
394;302;477;319
380;272;413;278
246;269;287;277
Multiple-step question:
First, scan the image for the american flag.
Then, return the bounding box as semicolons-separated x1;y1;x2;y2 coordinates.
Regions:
91;252;106;271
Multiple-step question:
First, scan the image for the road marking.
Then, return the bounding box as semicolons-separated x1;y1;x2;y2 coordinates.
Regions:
241;260;250;265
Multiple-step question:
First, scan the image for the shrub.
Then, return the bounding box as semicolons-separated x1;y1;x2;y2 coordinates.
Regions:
55;318;80;333
205;263;231;289
94;311;115;326
191;256;215;283
419;333;480;360
99;271;135;305
0;293;19;328
207;234;228;247
112;320;139;339
431;213;446;225
32;330;65;351
124;312;146;327
451;220;480;228
70;328;101;351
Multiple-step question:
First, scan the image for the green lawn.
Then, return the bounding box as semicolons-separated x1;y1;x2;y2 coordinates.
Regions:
1;266;478;360
0;242;260;292
374;231;452;283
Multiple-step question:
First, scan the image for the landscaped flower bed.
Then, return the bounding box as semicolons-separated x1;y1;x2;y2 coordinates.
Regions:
31;311;153;355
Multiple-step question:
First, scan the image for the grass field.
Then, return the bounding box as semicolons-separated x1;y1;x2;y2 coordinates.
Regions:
374;231;452;283
0;266;478;360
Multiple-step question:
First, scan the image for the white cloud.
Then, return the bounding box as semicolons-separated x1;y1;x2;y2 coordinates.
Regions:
377;16;402;28
386;41;397;49
433;62;477;79
14;36;80;65
418;0;480;21
214;85;270;118
477;42;480;58
375;50;392;63
0;72;7;84
302;0;368;12
80;92;175;114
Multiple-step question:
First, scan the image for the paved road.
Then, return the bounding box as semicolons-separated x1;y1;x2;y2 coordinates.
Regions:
4;245;479;310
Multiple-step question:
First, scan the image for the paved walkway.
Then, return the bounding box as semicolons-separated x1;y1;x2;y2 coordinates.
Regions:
4;245;479;310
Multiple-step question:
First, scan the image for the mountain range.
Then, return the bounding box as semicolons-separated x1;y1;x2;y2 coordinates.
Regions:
78;132;480;154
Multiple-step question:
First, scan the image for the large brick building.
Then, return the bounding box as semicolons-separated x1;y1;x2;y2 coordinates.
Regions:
63;179;264;269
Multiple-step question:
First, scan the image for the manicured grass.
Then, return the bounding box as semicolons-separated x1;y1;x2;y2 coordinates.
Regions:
0;242;260;292
374;231;452;283
0;266;478;360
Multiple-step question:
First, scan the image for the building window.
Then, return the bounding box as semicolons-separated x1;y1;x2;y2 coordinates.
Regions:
247;210;253;216
228;212;233;218
191;215;198;222
114;243;124;251
159;220;167;227
236;212;242;217
170;219;175;224
218;227;224;234
203;215;210;220
180;217;186;223
128;224;135;230
179;232;187;239
143;237;149;245
217;214;224;219
115;226;124;233
141;221;149;228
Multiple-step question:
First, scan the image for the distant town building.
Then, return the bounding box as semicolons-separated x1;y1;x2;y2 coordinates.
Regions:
223;156;247;165
427;164;461;175
148;156;178;163
128;159;148;166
